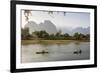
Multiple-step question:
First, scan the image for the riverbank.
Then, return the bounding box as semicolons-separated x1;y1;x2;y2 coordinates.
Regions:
21;40;89;45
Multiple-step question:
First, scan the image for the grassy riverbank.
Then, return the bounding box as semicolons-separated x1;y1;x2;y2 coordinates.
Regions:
21;40;89;45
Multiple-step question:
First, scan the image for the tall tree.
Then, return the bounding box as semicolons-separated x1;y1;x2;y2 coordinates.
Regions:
21;28;30;40
73;32;80;40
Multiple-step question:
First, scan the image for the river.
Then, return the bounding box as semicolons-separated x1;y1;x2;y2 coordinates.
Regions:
21;41;90;63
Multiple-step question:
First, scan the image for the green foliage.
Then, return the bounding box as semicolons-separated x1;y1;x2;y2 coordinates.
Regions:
21;28;32;40
33;30;49;39
21;29;90;41
73;32;90;40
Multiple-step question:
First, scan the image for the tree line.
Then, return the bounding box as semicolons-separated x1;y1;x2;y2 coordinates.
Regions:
21;28;90;41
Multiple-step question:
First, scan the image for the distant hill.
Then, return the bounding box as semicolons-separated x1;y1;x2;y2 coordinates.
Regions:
25;21;39;34
25;20;57;34
39;20;57;34
24;20;90;35
72;27;90;35
61;27;90;35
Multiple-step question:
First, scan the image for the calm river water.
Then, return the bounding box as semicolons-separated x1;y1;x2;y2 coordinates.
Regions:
21;41;90;63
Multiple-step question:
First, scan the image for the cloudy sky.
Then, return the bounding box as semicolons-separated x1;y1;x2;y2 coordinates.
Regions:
22;10;90;29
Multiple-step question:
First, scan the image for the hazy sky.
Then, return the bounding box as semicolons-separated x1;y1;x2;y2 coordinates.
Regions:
22;10;90;29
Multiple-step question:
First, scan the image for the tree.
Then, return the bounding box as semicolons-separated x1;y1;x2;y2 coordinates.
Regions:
85;34;90;40
39;30;49;38
63;33;70;37
49;34;55;40
24;10;31;22
79;33;85;40
73;32;90;40
33;30;49;38
21;27;31;40
33;31;40;37
56;29;62;36
73;32;80;40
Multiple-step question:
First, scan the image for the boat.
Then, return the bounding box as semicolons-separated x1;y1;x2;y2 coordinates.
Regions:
73;49;82;54
36;50;49;54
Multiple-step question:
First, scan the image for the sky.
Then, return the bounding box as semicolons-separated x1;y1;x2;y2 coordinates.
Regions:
22;10;90;29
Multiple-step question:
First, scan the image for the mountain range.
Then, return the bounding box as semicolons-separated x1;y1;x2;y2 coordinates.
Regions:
25;20;57;34
24;20;90;35
61;27;90;35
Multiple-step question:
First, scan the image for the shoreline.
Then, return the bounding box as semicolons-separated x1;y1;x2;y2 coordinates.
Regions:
21;40;90;45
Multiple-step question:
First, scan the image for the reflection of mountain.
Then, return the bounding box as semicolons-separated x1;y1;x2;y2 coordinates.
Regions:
25;20;57;34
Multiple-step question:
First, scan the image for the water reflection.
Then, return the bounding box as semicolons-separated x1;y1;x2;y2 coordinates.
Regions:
21;42;90;63
73;42;82;55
